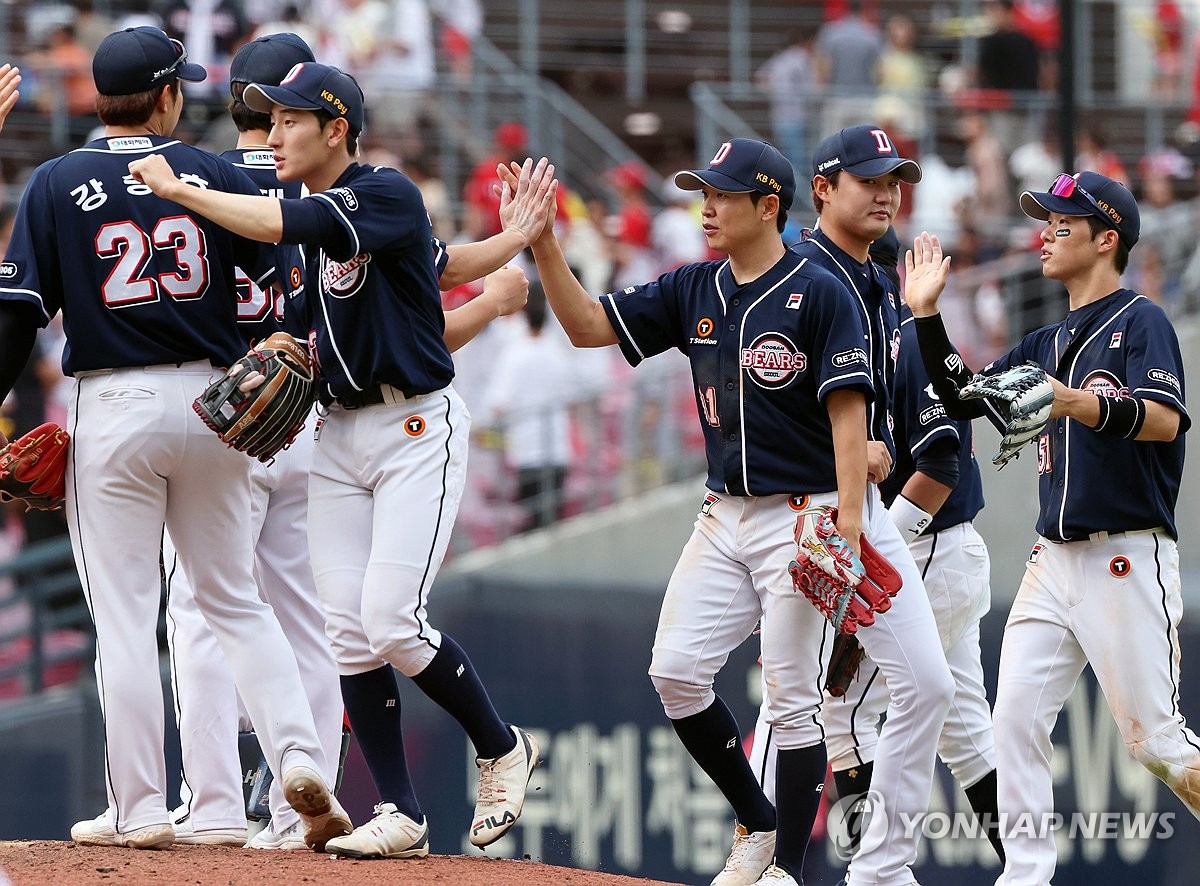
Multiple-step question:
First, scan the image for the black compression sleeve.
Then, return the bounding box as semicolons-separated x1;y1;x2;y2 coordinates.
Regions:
913;314;986;420
913;436;960;489
0;301;39;403
1091;395;1147;439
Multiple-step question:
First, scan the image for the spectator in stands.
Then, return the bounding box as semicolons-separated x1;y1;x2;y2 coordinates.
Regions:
878;13;925;107
976;0;1041;153
813;0;883;134
481;283;574;531
1076;122;1130;186
160;0;251;94
72;0;115;55
958;110;1011;246
653;181;707;271
1010;120;1060;198
463;121;530;240
605;161;656;290
359;0;437;139
435;0;482;85
251;3;318;49
754;28;816;175
28;24;97;144
1152;0;1185;99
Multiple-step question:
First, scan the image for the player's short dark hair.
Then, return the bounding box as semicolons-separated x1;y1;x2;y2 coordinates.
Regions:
313;107;359;156
812;170;842;215
95;80;172;127
749;191;788;234
229;96;272;133
1086;215;1130;274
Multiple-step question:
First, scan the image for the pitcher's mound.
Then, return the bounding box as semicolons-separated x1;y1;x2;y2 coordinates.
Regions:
0;841;687;885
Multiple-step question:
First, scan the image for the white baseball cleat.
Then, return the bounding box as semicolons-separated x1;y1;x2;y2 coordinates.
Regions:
324;803;430;859
246;819;307;851
752;865;801;885
470;725;540;847
171;817;247;846
281;766;352;851
710;824;777;885
70;813;175;850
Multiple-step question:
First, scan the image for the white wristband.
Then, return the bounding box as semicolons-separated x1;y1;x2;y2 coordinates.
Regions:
887;495;934;543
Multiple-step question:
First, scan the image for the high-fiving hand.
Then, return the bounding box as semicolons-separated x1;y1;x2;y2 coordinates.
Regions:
904;231;951;317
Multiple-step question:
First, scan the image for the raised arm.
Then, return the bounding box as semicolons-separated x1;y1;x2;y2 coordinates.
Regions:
905;231;987;420
128;154;284;243
498;161;617;348
440;158;558;290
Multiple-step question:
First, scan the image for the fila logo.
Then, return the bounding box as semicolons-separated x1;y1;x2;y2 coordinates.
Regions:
786;292;804;310
710;142;733;165
870;129;892;153
473;811;516;836
1109;332;1122;349
1028;543;1045;565
700;492;720;516
726;737;737;749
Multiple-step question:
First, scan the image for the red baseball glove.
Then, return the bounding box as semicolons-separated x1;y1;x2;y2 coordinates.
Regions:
788;506;902;634
0;422;70;511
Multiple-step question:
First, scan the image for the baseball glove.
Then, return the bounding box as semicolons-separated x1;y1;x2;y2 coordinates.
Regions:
788;506;902;634
194;332;318;463
959;362;1054;468
0;422;70;511
825;632;867;698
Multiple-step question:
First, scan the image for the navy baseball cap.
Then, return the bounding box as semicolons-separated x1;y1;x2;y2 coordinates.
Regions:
244;62;365;136
92;27;207;97
674;138;796;209
229;33;315;95
812;124;922;184
1019;171;1140;249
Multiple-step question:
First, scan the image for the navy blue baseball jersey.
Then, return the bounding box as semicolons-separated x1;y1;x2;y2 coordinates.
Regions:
986;289;1188;540
0;136;274;373
792;229;900;461
600;251;873;496
278;163;452;402
879;312;984;534
220;146;305;344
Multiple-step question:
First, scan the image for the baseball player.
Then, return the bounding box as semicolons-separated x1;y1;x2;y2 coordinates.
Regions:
906;172;1200;885
129;62;553;858
503;139;878;886
0;27;348;850
162;32;341;851
749;226;1005;869
164;35;548;851
779;125;955;886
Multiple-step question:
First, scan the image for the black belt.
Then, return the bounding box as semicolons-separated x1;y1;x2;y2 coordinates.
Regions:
335;383;422;409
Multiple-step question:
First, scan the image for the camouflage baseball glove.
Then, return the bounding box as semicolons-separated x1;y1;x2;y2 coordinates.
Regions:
959;361;1054;468
0;422;70;511
194;332;318;463
788;506;902;635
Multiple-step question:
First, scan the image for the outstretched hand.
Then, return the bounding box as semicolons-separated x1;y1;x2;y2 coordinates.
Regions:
903;231;951;317
127;154;181;198
0;64;21;134
496;158;558;245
